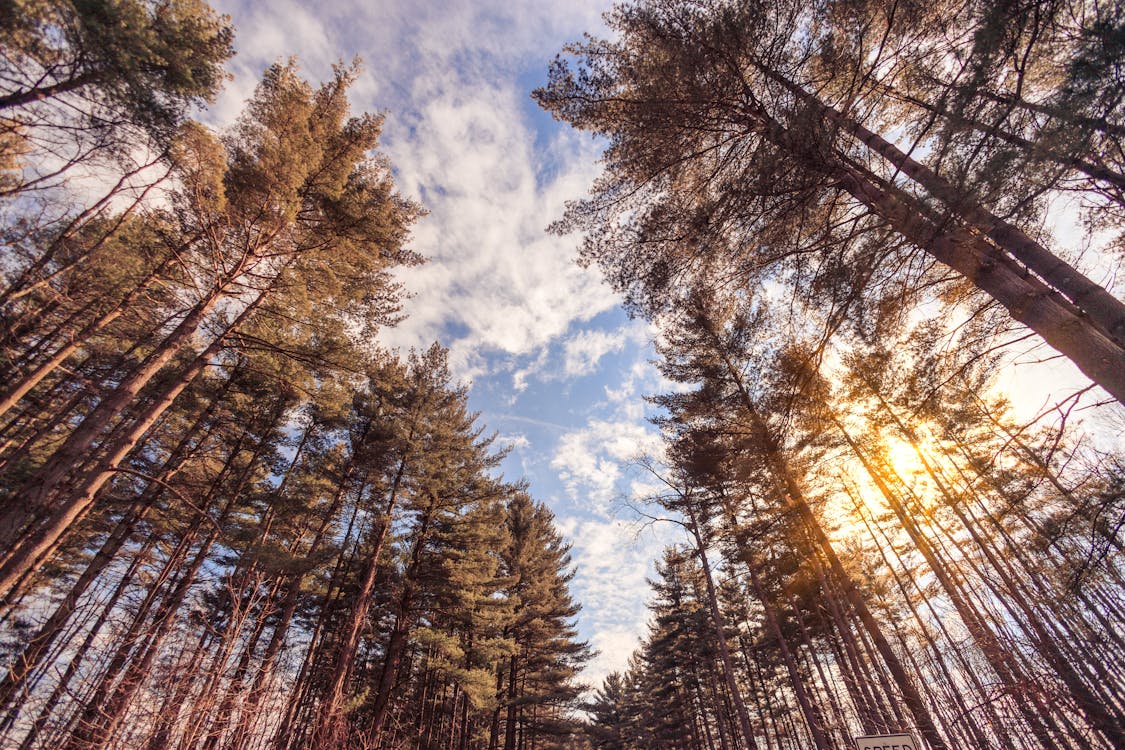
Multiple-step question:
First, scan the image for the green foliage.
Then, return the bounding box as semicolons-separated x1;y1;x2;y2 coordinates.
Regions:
0;0;234;134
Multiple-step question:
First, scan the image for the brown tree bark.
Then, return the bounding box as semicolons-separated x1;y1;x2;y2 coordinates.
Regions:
0;282;272;599
0;253;181;420
315;456;407;746
755;65;1125;349
699;318;950;750
683;504;759;750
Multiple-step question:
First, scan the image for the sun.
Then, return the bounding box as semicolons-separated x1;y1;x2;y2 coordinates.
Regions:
883;436;929;481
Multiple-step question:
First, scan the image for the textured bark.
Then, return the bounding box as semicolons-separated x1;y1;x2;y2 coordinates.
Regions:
364;495;429;744
0;254;179;420
700;318;949;750
684;507;759;750
316;456;407;746
0;73;99;110
0;286;269;598
757;65;1125;349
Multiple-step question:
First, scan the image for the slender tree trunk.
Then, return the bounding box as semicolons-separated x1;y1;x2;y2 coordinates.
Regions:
875;81;1125;192
702;319;949;750
270;500;363;750
0;286;226;549
0;284;271;598
854;384;1125;745
746;102;1125;402
0;160;169;306
0;372;231;708
684;507;759;750
844;485;1015;750
834;416;1062;749
365;497;430;744
0;255;179;420
737;545;831;750
317;456;407;746
143;625;213;750
503;654;519;750
757;65;1125;348
227;464;353;750
2;534;155;747
63;486;241;750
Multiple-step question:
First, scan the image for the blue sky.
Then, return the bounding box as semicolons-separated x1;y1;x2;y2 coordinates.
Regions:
206;0;681;684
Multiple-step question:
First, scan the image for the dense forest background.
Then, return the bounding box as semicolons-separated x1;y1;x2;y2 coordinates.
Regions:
1;0;1123;750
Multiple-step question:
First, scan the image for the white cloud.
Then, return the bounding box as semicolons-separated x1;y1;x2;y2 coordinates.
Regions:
512;347;549;394
551;419;663;515
496;433;530;452
560;515;682;687
564;329;626;377
209;0;674;690
604;358;660;406
210;0;619;384
377;84;617;381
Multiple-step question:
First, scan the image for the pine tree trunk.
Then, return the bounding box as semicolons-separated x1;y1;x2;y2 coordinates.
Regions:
856;387;1125;745
684;509;759;750
316;450;408;745
845;486;1015;749
835;416;1062;748
0;289;228;545
63;478;245;750
2;534;155;747
703;320;949;750
365;497;430;744
503;654;519;750
0;286;270;599
228;465;353;750
0;255;178;420
748;105;1125;403
0;370;232;708
738;551;831;750
143;625;213;750
757;65;1125;348
271;501;363;750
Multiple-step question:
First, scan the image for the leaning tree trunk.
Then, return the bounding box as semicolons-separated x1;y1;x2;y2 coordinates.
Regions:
364;495;431;745
315;456;408;747
701;318;951;750
745;94;1125;404
757;65;1125;349
0;253;182;420
0;284;271;600
834;416;1063;749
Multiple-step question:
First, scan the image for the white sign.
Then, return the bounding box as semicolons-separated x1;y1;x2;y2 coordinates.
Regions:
855;733;920;750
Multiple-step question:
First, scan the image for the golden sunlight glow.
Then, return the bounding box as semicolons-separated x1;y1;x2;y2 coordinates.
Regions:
823;427;943;547
882;437;929;483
